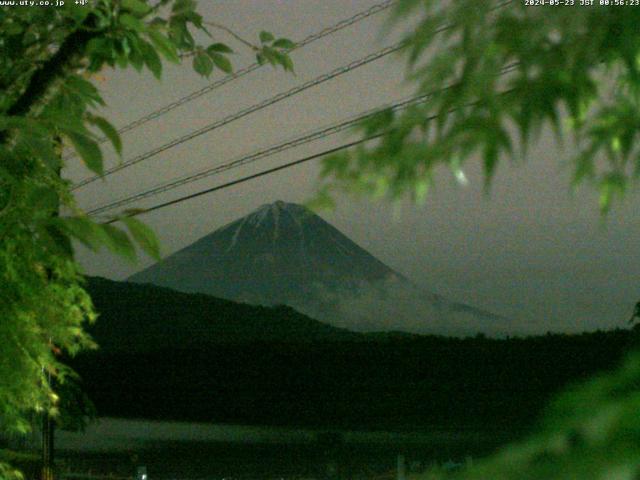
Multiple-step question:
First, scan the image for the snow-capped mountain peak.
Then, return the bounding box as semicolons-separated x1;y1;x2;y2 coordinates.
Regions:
128;201;512;336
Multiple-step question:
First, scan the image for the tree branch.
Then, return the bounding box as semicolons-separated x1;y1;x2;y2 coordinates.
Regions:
204;21;258;51
6;28;98;119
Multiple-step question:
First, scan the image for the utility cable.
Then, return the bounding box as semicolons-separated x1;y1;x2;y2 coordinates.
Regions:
102;133;384;224
73;0;515;190
72;39;412;190
64;0;396;162
88;62;519;215
112;0;396;136
98;71;520;223
87;94;431;215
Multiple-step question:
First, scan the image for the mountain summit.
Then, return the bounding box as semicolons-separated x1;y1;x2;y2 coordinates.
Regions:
130;200;400;301
129;201;513;336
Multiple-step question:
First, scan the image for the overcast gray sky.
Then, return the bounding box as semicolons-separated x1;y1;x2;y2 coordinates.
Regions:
67;0;640;335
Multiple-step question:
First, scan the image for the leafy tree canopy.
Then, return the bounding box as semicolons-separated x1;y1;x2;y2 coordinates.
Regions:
321;0;640;213
2;0;639;478
318;1;640;478
0;1;293;475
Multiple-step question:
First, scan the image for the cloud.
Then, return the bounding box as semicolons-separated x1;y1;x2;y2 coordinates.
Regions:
286;276;537;338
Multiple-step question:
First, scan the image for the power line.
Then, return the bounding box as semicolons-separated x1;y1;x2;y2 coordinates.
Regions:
87;95;431;216
102;133;384;225
99;79;520;223
71;39;412;190
99;103;460;224
90;0;521;222
117;1;396;135
64;0;396;163
88;59;519;216
88;63;519;216
73;0;516;190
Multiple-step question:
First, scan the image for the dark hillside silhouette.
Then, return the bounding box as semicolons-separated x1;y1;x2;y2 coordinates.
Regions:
71;277;635;432
84;276;358;352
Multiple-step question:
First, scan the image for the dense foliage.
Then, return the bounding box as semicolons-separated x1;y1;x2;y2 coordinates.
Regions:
73;277;635;434
318;1;640;478
322;1;640;212
424;350;640;479
0;1;292;476
3;0;640;478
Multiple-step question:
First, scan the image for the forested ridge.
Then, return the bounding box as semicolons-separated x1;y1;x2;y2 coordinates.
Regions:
70;277;636;433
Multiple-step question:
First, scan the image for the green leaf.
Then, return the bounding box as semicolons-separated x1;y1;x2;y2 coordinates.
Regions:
169;17;195;50
272;38;295;49
64;75;105;107
184;10;205;31
259;31;275;43
87;115;122;156
599;172;626;213
260;46;278;66
268;50;291;71
305;186;336;212
193;51;213;77
26;135;60;170
121;0;152;16
42;224;74;258
171;0;196;14
100;224;137;262
42;104;88;135
210;53;232;73
206;42;233;54
281;54;294;73
119;13;147;32
29;187;58;214
66;132;103;175
139;39;162;78
115;36;133;60
54;217;106;252
483;139;499;186
86;37;113;58
149;17;168;27
148;29;180;63
4;20;22;36
128;39;145;71
86;37;115;71
0;116;48;134
115;53;129;69
120;216;161;260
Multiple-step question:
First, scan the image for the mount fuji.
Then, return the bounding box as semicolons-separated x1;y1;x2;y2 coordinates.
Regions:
129;201;513;336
